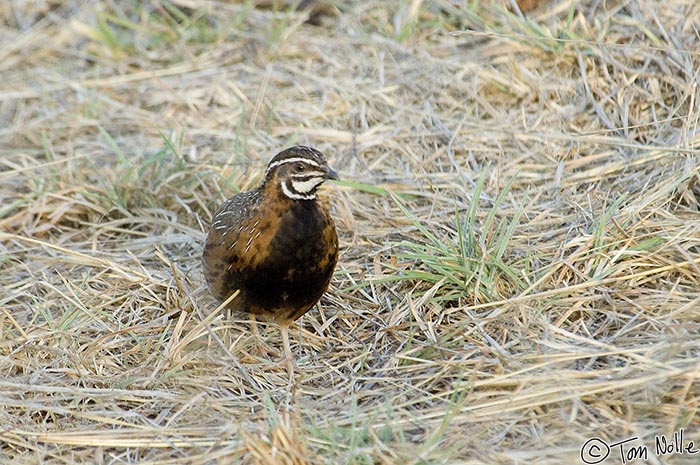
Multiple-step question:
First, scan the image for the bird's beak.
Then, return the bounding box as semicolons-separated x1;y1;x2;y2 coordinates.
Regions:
325;166;340;181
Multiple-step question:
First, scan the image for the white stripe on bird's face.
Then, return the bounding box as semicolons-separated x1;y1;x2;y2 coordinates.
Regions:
281;179;316;200
291;176;325;194
264;157;322;179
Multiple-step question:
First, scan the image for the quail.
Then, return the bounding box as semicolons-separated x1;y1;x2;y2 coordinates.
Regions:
202;146;339;375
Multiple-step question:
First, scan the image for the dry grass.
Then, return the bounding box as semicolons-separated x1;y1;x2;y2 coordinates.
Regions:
2;0;700;463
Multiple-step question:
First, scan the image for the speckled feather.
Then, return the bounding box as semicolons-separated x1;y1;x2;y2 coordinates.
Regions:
202;146;339;325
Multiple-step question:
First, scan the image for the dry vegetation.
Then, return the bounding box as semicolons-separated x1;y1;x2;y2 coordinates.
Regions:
2;0;700;463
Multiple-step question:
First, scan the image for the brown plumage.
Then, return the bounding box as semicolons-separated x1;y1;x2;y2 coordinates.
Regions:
202;146;339;374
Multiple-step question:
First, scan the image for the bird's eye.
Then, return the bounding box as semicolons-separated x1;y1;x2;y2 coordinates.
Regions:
295;163;305;172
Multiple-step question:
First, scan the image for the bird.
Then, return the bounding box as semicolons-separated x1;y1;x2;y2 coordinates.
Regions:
202;145;339;377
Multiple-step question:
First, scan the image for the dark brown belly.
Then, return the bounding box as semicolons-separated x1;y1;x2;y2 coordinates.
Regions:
206;200;338;324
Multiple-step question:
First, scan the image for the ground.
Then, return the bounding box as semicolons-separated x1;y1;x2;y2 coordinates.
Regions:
1;1;700;464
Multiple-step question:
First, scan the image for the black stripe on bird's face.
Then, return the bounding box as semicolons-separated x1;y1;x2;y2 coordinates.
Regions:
281;174;327;200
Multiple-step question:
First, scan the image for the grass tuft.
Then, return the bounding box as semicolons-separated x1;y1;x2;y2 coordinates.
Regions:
378;174;527;306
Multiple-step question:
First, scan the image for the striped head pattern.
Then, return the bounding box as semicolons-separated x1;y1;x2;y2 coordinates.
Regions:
264;146;339;200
